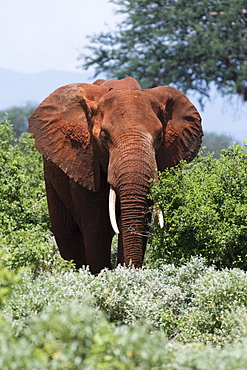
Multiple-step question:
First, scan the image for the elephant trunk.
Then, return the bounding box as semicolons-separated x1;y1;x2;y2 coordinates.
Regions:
118;175;151;267
111;155;154;267
107;137;158;267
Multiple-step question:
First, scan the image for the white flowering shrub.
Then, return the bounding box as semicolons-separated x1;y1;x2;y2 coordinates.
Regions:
178;268;247;344
1;301;247;369
4;257;247;347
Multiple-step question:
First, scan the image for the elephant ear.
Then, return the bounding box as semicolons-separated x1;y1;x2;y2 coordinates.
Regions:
28;83;106;191
147;86;203;169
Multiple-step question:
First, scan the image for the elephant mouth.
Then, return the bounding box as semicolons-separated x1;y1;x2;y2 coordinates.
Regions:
109;185;164;234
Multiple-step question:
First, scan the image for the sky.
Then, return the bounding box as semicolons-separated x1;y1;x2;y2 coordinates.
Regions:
0;0;120;73
0;0;246;141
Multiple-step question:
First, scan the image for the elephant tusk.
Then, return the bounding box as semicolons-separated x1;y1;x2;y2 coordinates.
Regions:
155;206;164;228
109;186;120;234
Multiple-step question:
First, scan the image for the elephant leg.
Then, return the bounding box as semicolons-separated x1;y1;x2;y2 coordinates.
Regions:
45;179;86;269
70;182;114;274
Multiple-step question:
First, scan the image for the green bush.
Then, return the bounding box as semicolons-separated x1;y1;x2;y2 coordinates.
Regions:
149;144;247;270
0;118;69;273
0;119;47;229
0;251;18;308
2;263;247;368
177;267;247;344
2;301;247;369
4;258;247;346
4;259;206;334
2;302;247;369
0;301;172;369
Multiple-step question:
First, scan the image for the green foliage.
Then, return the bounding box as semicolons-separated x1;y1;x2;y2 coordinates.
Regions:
0;118;68;273
0;118;47;229
2;110;247;367
2;302;247;369
178;268;247;344
2;303;247;370
0;302;172;369
0;251;18;308
81;0;247;102
4;258;247;346
5;269;94;328
149;143;247;269
2;260;247;367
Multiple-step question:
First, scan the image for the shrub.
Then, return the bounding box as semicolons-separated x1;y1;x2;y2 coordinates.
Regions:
177;267;247;344
0;118;68;273
149;144;247;270
4;258;247;346
4;258;207;334
0;301;172;369
88;257;208;333
5;268;94;331
2;297;247;368
0;251;18;308
3;259;247;368
0;119;48;231
0;302;247;370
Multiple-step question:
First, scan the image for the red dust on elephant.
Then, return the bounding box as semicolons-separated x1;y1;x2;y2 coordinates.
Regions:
28;77;203;274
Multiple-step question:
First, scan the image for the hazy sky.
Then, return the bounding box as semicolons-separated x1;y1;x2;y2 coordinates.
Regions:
0;0;119;73
1;0;246;140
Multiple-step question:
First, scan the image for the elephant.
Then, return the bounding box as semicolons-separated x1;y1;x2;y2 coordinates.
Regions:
28;77;203;274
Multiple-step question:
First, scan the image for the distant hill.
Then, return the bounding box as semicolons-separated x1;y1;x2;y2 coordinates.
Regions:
0;68;92;110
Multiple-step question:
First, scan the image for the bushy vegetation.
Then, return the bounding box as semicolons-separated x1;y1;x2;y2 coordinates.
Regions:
1;118;247;368
2;261;247;368
0;118;70;273
149;144;247;270
5;259;247;345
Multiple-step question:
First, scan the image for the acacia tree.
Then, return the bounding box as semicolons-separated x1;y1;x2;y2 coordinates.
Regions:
80;0;247;103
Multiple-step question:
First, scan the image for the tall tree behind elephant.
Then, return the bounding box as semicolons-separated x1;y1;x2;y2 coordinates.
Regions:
28;77;203;274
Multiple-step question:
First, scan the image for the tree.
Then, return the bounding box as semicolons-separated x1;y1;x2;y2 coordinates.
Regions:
80;0;247;103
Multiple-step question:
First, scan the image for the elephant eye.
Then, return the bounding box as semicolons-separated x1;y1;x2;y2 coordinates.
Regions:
100;130;109;143
156;132;163;144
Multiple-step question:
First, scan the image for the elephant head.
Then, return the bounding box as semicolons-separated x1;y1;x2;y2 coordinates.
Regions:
29;77;202;272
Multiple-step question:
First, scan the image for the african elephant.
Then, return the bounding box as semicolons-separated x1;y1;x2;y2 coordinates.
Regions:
28;77;203;274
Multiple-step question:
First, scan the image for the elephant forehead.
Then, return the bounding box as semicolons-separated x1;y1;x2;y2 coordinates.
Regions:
95;91;164;134
98;90;161;113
